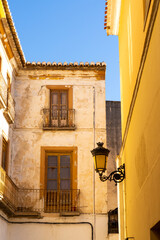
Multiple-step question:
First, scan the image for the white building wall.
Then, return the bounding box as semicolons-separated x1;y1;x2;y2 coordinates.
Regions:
0;36;15;168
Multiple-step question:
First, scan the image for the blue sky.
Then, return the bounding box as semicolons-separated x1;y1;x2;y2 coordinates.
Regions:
7;0;120;101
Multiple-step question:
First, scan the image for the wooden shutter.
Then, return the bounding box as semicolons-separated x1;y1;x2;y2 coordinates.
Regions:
50;90;68;127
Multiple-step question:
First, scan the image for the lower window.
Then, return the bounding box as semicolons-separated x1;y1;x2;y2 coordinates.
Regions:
41;147;78;212
108;208;119;234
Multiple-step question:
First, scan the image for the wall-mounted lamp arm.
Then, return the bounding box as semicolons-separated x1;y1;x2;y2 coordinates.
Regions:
99;164;125;185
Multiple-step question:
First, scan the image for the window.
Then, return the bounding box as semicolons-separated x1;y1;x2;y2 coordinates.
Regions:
46;153;71;191
108;208;119;234
43;86;75;129
2;72;14;124
2;136;8;172
40;147;78;212
50;89;68;127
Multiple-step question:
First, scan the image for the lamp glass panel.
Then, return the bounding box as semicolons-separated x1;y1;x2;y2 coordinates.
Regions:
96;155;107;171
93;156;97;170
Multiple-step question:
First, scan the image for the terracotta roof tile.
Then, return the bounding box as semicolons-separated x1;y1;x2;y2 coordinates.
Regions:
74;62;78;66
52;62;57;66
2;1;106;70
24;61;106;69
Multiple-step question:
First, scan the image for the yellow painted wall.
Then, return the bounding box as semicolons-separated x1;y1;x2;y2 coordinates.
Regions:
118;0;160;239
0;1;6;19
119;0;152;136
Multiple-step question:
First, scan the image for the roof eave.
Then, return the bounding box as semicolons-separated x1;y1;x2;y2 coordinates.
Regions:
1;0;25;67
104;0;121;36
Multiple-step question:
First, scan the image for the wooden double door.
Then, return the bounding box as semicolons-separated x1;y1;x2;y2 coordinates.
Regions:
50;90;68;127
45;153;71;211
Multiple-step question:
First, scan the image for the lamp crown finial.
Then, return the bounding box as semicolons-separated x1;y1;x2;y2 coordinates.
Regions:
97;142;104;147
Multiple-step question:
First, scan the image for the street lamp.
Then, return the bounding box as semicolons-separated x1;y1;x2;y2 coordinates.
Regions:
91;142;125;184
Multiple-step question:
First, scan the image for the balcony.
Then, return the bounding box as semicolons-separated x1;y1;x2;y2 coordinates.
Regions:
43;108;76;130
3;92;15;124
0;167;80;217
0;73;15;123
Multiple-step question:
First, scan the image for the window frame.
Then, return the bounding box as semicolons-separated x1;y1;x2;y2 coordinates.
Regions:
40;146;77;191
45;152;72;191
47;85;73;110
43;85;75;129
50;89;69;127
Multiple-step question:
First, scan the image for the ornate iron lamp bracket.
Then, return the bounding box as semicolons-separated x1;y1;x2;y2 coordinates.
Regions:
99;164;125;185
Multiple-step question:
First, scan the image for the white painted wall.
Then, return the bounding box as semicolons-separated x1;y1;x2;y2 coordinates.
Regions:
8;223;91;240
0;36;14;167
0;214;108;240
0;211;9;240
0;39;13;84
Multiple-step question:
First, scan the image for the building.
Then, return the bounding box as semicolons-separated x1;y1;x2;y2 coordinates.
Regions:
106;101;122;240
105;0;160;239
0;1;109;240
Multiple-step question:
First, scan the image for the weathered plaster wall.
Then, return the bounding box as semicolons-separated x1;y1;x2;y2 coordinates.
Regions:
12;69;106;214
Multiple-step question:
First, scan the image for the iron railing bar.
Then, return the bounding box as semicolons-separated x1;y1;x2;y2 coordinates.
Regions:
1;170;80;214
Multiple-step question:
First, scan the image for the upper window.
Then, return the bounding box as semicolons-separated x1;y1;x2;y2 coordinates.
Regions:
43;86;75;130
50;89;68;127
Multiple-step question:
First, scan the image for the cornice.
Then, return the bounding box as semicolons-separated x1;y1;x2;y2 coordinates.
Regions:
23;61;106;70
1;0;25;66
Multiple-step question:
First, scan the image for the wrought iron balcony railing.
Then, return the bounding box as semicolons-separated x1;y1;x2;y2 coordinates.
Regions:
0;167;80;217
17;189;80;214
43;108;75;130
0;167;18;213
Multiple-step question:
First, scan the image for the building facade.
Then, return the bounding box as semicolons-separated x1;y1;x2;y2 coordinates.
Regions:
0;1;109;240
106;101;122;240
105;0;160;239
